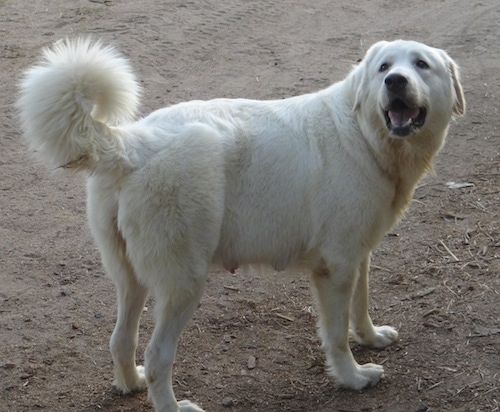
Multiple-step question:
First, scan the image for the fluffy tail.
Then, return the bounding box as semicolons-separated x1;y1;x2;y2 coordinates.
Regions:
17;38;140;170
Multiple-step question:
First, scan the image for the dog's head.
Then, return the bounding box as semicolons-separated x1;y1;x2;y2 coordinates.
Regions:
352;40;465;139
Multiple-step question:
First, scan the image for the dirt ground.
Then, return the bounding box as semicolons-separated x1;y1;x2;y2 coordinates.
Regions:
1;0;499;411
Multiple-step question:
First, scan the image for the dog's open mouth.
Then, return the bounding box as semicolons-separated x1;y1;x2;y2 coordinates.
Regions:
384;99;427;137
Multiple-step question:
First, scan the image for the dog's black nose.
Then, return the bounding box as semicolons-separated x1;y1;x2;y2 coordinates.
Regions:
384;73;408;92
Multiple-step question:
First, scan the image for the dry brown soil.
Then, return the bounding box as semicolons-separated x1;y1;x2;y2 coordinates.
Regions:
1;1;499;411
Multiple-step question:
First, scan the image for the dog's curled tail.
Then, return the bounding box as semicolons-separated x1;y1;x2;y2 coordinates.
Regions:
17;38;140;170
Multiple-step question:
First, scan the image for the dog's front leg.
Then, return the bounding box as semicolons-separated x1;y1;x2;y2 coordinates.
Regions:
349;253;398;348
311;260;384;390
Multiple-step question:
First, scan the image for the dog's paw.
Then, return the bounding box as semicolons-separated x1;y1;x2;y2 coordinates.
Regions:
135;365;147;388
337;362;384;390
367;325;398;348
179;400;205;412
352;325;398;348
113;365;147;394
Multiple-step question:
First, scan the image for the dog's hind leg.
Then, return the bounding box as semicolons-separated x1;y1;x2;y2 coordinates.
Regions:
87;182;149;393
311;258;384;390
349;253;398;348
109;261;149;392
144;272;207;412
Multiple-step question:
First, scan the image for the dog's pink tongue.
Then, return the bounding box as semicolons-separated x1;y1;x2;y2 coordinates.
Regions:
388;107;419;127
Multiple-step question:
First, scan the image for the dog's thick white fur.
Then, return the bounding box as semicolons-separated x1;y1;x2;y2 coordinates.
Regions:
18;38;465;412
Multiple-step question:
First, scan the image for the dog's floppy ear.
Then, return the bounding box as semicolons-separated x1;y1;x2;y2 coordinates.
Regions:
352;64;367;112
448;58;466;117
352;62;374;112
352;41;388;111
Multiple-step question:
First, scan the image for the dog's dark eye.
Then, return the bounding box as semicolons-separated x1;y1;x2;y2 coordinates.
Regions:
416;60;429;69
379;63;389;72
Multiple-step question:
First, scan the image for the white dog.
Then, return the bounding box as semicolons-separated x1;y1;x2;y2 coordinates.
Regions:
18;38;465;412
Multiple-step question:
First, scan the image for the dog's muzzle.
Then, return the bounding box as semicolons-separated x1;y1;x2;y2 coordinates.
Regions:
382;73;426;137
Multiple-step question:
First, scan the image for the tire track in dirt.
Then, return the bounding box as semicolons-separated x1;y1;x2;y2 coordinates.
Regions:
108;1;299;103
80;1;286;102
